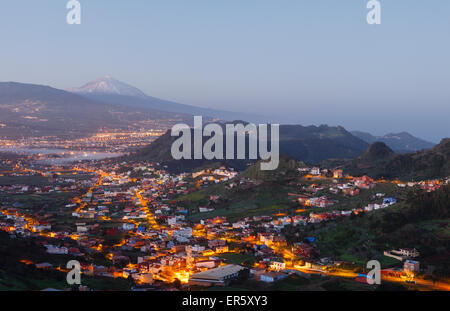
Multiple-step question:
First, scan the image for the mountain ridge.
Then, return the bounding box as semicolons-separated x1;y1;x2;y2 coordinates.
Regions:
0;81;191;138
68;76;272;123
67;75;148;98
124;123;369;172
324;139;450;180
351;130;435;153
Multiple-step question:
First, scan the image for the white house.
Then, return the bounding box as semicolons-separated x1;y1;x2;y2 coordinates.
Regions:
260;272;287;283
122;223;135;230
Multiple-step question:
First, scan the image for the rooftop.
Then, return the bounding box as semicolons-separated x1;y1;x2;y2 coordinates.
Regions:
190;264;244;281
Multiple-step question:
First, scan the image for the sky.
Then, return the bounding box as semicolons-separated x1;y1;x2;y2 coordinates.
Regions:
0;0;449;142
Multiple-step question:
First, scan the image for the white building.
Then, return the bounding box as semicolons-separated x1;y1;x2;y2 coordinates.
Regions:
173;227;193;242
310;167;321;175
189;264;245;286
270;260;286;271
45;245;68;255
122;223;135;230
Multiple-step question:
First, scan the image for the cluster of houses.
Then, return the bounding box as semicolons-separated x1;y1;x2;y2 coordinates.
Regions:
1;156;449;290
192;168;238;184
0;161;406;289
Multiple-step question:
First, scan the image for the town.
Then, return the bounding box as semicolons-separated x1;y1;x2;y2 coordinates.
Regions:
1;148;449;291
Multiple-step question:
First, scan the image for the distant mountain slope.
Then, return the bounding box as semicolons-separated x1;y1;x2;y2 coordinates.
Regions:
325;139;450;180
0;82;190;138
67;75;148;98
68;76;267;123
351;131;435;153
126;123;369;172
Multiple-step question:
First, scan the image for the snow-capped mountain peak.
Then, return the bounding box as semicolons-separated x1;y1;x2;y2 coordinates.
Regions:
68;76;148;98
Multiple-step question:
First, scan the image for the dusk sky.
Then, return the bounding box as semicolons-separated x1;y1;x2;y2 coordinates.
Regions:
1;0;449;142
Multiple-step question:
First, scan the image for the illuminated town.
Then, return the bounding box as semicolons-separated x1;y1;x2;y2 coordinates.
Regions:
1;1;449;297
1;138;449;291
0;128;166;153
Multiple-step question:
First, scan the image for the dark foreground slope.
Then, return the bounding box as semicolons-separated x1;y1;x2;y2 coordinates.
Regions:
282;184;450;278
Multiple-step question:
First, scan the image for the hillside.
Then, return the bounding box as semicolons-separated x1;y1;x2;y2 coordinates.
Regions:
0;82;190;138
172;157;303;223
351;131;435;153
326;139;450;180
278;125;369;162
240;156;299;181
69;76;263;123
127;128;254;172
358;142;396;162
282;184;450;277
384;138;450;180
126;124;369;171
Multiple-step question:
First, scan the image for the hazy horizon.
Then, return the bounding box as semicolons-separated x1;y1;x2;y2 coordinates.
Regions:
1;1;449;142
